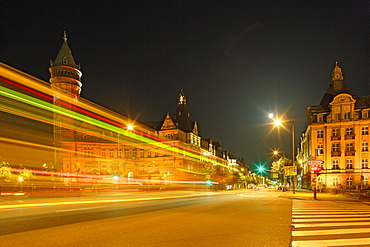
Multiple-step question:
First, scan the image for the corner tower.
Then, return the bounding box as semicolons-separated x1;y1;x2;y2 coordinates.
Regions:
49;31;82;100
50;32;82;170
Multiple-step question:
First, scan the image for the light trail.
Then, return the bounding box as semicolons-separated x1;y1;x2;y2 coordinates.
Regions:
0;193;208;210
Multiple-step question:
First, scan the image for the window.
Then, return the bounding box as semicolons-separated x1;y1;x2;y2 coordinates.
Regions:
346;177;353;186
318;115;323;122
363;176;369;186
362;126;369;135
335;113;341;120
362;159;368;169
333;177;339;186
333;159;339;169
317;130;323;138
346;159;353;169
332;143;340;152
362;141;369;151
346;128;353;135
346;143;354;152
101;148;106;157
166;134;173;139
118;148;122;158
317;144;324;155
109;148;114;157
344;112;350;119
333;128;339;137
363;111;368;119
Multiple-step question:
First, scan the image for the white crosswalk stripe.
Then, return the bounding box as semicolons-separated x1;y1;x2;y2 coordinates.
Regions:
291;200;370;247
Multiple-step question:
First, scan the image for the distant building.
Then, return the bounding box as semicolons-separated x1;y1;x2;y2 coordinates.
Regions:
298;63;370;191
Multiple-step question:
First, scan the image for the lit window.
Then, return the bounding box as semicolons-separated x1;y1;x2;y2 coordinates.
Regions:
333;177;339;186
332;143;340;152
362;159;368;169
332;128;339;137
317;130;323;138
317;144;324;155
346;128;353;135
332;159;339;169
346;177;353;186
362;141;369;151
346;143;354;151
346;159;353;169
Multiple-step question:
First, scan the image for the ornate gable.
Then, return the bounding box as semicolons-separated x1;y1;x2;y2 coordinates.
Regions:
160;113;177;130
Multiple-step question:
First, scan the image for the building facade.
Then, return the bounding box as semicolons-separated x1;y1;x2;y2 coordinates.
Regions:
47;33;243;188
298;63;370;191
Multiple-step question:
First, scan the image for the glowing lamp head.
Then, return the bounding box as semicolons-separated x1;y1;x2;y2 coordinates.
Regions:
274;119;282;126
127;124;133;130
258;166;264;172
268;113;274;119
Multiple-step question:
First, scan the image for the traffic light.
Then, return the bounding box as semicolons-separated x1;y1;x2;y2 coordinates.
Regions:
311;165;323;175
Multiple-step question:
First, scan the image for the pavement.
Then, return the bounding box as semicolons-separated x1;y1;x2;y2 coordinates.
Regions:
277;188;369;202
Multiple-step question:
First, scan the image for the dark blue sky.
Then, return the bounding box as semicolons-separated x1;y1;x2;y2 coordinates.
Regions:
1;1;369;169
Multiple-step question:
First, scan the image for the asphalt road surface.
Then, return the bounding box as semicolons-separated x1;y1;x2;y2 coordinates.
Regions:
0;190;292;247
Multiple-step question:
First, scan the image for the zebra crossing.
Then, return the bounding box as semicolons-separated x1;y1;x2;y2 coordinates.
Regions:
291;200;370;247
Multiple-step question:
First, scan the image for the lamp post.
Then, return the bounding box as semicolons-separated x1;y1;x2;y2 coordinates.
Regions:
269;114;296;194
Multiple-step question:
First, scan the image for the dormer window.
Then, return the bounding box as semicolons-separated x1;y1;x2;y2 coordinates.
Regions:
344;112;350;120
363;111;369;119
62;57;68;65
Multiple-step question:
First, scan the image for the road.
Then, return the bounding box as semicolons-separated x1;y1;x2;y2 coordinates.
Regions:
291;199;370;247
0;189;292;247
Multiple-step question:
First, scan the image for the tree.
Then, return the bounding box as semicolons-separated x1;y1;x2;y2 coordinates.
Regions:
271;157;292;184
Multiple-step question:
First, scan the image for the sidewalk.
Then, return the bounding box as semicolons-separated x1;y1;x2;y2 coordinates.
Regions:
278;189;367;201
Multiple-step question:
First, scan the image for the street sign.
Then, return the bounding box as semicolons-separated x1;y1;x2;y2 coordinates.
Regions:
308;160;323;166
284;166;297;176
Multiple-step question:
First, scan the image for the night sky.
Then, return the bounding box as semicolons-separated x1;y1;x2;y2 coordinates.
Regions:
1;1;369;169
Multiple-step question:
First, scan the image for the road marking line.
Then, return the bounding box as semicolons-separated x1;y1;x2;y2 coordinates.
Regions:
293;211;370;214
293;221;370;228
293;214;370;218
292;237;370;247
292;227;370;236
56;206;107;212
293;217;370;222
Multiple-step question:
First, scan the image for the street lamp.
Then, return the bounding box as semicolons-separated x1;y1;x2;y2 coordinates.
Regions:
269;113;296;194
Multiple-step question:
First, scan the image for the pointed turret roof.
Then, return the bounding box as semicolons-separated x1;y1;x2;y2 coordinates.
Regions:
173;90;195;133
50;31;80;69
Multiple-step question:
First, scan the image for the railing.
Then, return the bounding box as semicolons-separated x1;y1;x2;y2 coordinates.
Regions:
331;151;341;157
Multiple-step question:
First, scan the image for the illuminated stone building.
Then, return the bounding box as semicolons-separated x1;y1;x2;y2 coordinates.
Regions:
298;63;370;191
47;33;235;186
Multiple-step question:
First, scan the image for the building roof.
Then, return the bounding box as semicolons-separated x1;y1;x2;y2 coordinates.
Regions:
173;90;197;133
50;31;80;69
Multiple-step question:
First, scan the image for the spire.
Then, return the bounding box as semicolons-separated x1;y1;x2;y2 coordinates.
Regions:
173;90;194;132
178;89;186;105
50;31;80;69
63;30;67;42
